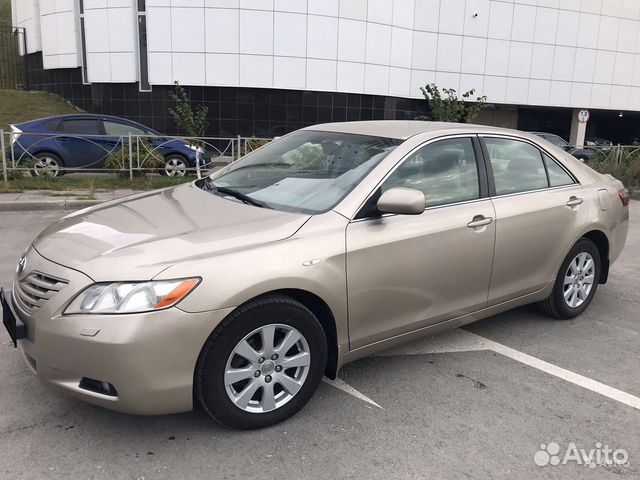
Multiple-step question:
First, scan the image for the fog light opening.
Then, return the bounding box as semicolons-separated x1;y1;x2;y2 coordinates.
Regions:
79;377;118;397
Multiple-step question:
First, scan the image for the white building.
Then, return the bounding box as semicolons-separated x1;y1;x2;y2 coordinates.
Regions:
11;0;640;142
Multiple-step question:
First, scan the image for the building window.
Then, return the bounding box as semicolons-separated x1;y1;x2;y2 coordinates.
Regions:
78;0;88;84
137;4;150;91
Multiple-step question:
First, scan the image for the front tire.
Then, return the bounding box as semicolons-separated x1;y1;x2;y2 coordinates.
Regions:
161;155;189;177
538;238;601;319
195;295;327;429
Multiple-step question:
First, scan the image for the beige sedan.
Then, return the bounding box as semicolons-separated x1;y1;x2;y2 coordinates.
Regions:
2;121;629;429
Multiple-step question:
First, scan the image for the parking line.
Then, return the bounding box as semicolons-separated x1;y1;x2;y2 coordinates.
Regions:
485;338;640;410
323;377;384;410
377;328;640;411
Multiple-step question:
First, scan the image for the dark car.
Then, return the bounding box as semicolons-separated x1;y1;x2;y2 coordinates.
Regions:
10;114;203;177
530;132;594;162
586;137;613;148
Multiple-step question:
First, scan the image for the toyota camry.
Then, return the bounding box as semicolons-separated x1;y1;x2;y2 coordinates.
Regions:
1;121;629;429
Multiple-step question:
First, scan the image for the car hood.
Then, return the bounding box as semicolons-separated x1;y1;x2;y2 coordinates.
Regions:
33;183;311;281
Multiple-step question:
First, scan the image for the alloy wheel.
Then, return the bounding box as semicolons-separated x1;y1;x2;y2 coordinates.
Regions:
563;252;595;308
164;157;187;177
33;156;60;177
224;324;311;413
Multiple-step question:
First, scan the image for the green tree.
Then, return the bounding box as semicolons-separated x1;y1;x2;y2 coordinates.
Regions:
168;81;209;138
417;83;491;123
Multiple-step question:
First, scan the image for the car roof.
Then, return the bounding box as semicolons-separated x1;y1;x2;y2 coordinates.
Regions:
17;114;155;130
304;120;539;141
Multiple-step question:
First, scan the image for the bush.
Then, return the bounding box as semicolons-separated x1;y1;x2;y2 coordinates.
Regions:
4;168;25;181
416;83;492;123
168;81;208;138
105;139;165;178
588;146;640;193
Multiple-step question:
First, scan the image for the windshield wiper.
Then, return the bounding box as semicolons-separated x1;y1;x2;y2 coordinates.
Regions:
212;186;271;209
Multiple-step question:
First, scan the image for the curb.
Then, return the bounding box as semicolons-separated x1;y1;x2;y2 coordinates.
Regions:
0;199;104;212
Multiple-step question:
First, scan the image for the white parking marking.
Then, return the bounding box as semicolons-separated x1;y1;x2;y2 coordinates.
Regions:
377;328;640;411
487;339;640;410
323;377;384;410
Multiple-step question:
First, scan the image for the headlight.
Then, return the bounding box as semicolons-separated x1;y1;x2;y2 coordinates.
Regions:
65;278;200;314
186;144;198;150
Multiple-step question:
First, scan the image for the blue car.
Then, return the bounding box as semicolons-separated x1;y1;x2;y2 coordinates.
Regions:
10;114;203;177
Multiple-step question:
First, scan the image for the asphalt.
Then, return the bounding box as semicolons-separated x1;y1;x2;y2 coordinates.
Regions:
0;203;638;479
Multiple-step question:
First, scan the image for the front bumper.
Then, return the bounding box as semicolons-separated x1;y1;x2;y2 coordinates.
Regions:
3;249;234;415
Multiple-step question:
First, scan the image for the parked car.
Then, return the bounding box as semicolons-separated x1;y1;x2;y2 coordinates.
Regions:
586;137;613;147
2;121;629;429
10;114;203;177
530;132;594;161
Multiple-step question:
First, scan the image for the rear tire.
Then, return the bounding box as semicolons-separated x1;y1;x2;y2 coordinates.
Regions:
30;152;64;177
195;295;327;429
538;238;601;319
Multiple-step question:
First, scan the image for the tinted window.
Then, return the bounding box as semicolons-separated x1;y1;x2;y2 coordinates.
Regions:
104;121;147;136
60;119;99;134
382;138;480;208
543;153;574;187
485;138;548;195
42;119;61;131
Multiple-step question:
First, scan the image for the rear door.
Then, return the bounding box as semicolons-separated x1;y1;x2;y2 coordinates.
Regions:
481;135;588;305
101;119;150;166
54;118;106;170
346;136;496;349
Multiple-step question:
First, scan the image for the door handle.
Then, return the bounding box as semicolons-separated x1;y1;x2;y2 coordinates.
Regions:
566;196;583;207
467;215;493;228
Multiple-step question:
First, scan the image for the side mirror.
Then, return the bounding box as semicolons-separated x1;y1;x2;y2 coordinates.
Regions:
377;187;425;215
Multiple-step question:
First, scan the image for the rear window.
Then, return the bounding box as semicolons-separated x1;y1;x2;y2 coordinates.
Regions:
103;121;147;136
42;119;61;131
60;119;100;135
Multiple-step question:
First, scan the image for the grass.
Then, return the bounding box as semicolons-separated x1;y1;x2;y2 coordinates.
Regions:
0;174;192;193
0;0;10;26
0;89;82;130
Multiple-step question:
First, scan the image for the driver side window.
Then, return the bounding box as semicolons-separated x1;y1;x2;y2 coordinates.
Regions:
382;138;480;208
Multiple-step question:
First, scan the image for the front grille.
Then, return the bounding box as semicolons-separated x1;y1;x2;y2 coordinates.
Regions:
14;271;68;311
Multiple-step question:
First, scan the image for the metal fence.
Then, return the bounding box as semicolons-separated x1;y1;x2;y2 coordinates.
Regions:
1;128;638;187
0;26;28;90
569;144;640;165
1;129;272;184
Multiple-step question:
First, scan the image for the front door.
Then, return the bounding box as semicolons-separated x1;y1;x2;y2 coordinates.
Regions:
346;137;496;349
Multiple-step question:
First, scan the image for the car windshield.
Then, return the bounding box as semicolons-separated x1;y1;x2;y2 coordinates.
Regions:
203;130;402;214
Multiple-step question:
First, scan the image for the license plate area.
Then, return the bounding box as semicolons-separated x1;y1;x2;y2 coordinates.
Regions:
1;288;26;348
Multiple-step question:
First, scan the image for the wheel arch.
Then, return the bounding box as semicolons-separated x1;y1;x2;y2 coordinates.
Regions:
269;289;339;379
216;289;340;379
164;151;192;166
582;230;610;284
27;149;65;165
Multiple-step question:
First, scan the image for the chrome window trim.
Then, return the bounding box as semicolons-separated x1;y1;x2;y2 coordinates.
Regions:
487;183;581;201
